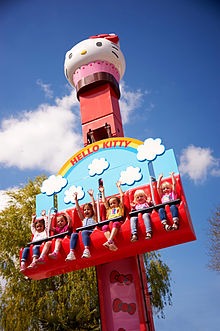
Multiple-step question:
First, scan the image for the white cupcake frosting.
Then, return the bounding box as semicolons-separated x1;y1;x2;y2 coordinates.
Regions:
64;35;126;88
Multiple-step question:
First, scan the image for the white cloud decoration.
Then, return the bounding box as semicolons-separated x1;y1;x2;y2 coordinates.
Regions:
119;166;142;186
88;158;109;176
64;185;85;204
41;175;67;196
137;138;165;161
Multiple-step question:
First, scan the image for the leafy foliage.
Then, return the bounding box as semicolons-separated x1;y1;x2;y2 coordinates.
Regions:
0;175;172;329
144;252;172;318
207;203;220;274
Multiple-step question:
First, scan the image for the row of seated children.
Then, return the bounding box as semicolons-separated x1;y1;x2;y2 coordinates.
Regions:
20;173;179;271
66;180;125;259
66;189;97;260
20;210;72;271
157;172;179;231
20;210;48;271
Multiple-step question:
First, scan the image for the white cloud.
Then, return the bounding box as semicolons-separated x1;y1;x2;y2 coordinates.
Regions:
0;190;10;212
119;166;142;186
88;158;109;176
64;185;84;204
137;138;165;161
0;81;147;174
179;145;220;184
119;81;144;124
0;187;18;212
41;175;67;196
36;79;53;98
211;168;220;177
0;89;82;173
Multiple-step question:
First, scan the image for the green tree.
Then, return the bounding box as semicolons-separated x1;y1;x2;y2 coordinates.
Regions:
144;252;172;318
0;176;172;330
207;203;220;274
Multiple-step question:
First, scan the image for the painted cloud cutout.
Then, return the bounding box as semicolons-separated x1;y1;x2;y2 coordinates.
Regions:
137;138;165;161
41;175;68;196
119;166;142;186
88;158;109;176
64;185;85;204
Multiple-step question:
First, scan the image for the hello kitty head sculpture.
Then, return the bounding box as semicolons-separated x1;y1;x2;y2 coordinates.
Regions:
64;34;126;99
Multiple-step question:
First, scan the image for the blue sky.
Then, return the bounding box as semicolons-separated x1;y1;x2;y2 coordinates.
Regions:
0;0;219;329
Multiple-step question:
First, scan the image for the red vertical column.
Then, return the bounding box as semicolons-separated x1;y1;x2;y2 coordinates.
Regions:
79;83;124;146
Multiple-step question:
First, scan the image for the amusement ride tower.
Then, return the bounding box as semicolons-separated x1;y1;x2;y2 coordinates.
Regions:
64;33;155;330
20;33;196;331
64;34;154;331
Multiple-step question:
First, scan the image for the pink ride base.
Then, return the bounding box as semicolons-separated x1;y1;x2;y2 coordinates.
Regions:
97;258;146;331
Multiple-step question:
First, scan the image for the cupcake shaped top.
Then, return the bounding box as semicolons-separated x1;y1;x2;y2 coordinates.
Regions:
64;34;126;89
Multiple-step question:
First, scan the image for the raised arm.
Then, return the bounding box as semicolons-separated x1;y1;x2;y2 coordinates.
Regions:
40;209;49;231
157;173;163;198
170;172;177;194
87;189;97;220
98;186;109;210
41;209;46;217
63;211;72;227
116;181;124;206
74;192;84;221
49;214;56;232
31;213;36;234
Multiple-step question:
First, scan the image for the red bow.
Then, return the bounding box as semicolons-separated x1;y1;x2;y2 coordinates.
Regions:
89;34;119;44
112;298;136;315
110;270;133;285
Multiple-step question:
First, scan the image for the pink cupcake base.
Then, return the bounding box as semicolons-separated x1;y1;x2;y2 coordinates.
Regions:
73;61;120;87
